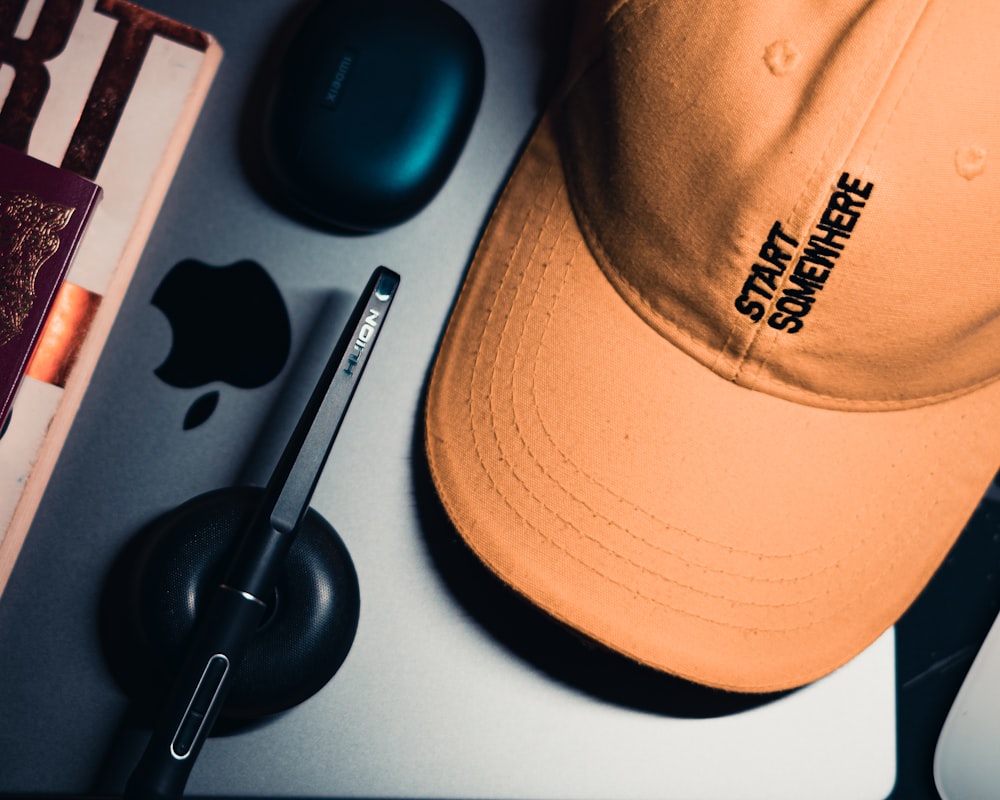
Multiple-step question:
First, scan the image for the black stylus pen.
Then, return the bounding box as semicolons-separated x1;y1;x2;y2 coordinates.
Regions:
125;267;399;800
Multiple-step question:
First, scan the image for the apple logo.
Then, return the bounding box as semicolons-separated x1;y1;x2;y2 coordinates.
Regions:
152;259;291;429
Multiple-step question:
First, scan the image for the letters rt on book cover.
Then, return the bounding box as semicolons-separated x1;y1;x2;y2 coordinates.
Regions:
0;0;223;598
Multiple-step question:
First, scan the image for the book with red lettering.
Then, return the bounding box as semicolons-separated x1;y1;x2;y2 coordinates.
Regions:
0;0;222;598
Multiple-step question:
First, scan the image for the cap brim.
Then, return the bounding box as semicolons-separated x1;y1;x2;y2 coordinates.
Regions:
425;116;1000;693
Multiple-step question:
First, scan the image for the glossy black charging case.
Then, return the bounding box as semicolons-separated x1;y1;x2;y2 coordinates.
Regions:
261;0;485;233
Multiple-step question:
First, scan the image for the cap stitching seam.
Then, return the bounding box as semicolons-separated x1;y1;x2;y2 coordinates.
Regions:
862;1;943;174
444;129;916;649
736;0;921;390
710;4;910;381
472;164;885;624
531;264;839;585
472;169;828;620
528;238;844;575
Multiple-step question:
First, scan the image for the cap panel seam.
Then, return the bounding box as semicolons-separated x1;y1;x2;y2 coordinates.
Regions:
561;0;661;104
862;0;944;174
604;0;661;35
746;0;943;393
735;0;929;390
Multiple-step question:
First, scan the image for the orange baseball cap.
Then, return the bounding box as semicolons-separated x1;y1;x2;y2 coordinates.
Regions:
424;0;1000;693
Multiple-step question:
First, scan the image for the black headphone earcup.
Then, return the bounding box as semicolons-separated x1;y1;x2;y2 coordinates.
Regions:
100;486;360;721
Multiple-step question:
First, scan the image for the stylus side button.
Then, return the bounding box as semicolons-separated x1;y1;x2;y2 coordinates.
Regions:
171;654;229;759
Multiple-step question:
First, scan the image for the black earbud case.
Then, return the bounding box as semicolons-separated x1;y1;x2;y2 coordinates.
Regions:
261;0;485;232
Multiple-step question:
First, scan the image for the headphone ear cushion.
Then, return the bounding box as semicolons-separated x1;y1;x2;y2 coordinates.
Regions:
102;486;360;721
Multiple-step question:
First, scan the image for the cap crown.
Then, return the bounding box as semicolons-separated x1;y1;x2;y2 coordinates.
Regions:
562;0;1000;409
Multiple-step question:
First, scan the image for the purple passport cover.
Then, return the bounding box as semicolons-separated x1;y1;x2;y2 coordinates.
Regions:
0;142;101;423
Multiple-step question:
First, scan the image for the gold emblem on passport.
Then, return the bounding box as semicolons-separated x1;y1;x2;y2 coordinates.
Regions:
0;191;75;348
